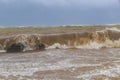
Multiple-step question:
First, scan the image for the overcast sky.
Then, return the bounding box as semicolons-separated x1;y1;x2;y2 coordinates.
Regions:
0;0;120;26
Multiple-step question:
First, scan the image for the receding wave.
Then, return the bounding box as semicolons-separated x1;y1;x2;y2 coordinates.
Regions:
0;27;120;51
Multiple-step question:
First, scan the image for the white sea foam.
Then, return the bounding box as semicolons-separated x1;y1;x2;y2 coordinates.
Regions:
0;50;5;52
77;65;120;79
97;27;120;33
47;43;69;49
0;57;103;76
0;46;120;80
76;41;104;49
0;55;116;77
47;41;105;49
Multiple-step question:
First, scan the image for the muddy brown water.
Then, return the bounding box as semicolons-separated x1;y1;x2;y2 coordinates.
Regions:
0;48;120;80
0;26;120;80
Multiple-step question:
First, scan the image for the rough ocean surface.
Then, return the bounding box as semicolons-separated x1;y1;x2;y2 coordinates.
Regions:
0;48;120;80
0;26;120;80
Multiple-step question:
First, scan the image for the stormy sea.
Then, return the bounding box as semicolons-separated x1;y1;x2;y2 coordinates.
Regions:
0;25;120;80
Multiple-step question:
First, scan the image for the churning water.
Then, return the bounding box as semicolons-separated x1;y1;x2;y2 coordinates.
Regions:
0;27;120;80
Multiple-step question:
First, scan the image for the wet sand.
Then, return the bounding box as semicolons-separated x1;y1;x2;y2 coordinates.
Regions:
0;48;120;80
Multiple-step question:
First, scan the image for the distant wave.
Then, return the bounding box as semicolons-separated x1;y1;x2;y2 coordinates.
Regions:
0;27;120;51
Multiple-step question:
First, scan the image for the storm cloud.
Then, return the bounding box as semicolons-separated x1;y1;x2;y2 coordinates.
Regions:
0;0;120;26
0;0;119;7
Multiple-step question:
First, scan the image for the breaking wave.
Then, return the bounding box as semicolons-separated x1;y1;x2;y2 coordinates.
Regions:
0;27;120;50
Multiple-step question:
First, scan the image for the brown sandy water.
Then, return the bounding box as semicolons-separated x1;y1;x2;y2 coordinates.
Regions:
0;48;120;80
1;27;120;50
0;26;120;80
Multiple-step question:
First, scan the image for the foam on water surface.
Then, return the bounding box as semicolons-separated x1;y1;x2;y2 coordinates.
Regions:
0;48;120;80
1;27;120;51
0;27;120;80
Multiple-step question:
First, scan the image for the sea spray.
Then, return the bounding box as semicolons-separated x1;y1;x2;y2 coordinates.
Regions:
0;27;120;50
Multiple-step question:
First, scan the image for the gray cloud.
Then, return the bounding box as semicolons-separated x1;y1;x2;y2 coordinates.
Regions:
0;0;120;26
30;0;119;7
0;0;119;8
